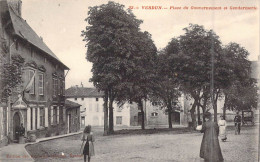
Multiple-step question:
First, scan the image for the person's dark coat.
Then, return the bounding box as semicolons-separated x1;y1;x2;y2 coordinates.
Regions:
200;119;224;162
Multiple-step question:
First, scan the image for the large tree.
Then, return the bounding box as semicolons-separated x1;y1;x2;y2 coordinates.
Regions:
222;43;258;115
151;39;181;129
82;1;144;134
115;31;157;130
171;24;224;126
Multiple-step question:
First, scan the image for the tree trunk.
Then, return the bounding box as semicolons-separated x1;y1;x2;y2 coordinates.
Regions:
108;90;114;134
223;94;227;120
138;99;145;130
213;102;218;122
197;104;201;125
190;101;197;129
167;98;173;129
201;95;208;122
103;90;109;136
168;106;173;129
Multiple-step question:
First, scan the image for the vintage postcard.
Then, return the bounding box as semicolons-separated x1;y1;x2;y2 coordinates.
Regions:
0;0;259;161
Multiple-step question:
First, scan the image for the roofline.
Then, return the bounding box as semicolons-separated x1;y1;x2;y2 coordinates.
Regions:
7;6;69;70
13;33;69;70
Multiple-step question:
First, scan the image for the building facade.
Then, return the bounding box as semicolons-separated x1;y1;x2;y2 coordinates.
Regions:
130;96;189;127
65;100;81;133
66;86;131;128
0;0;76;147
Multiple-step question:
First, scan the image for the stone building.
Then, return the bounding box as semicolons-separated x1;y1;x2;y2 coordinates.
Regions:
0;0;77;147
65;100;81;133
130;96;189;127
65;86;131;128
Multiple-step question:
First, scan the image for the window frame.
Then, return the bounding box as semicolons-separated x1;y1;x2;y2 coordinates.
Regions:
38;73;44;96
28;69;35;95
53;78;58;96
39;107;45;127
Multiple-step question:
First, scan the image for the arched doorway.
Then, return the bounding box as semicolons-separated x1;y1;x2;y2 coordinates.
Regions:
13;112;21;141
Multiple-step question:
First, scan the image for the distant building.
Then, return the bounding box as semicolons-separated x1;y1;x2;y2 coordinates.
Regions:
0;0;77;147
65;100;81;133
65;86;131;128
130;96;189;127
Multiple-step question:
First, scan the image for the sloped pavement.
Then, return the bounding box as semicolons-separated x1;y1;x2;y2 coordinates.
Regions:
0;131;82;162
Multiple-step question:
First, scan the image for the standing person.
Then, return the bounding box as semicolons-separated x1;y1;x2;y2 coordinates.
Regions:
200;112;224;162
218;115;227;142
234;111;242;135
81;125;95;162
19;123;25;137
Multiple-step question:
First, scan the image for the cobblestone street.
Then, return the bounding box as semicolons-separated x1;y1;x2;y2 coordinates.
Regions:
26;125;259;162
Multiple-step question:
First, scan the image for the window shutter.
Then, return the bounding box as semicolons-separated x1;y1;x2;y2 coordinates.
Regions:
57;107;59;124
45;107;48;127
51;106;53;125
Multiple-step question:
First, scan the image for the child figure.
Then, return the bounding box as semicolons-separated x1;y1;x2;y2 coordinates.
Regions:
82;125;95;162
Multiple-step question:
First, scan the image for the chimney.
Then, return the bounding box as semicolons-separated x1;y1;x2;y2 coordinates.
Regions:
8;0;22;17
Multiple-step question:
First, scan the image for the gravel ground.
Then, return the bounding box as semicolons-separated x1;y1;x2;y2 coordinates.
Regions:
26;125;259;162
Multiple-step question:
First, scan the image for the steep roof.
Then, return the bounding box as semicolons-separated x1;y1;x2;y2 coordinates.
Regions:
65;86;104;98
65;100;81;109
8;5;69;70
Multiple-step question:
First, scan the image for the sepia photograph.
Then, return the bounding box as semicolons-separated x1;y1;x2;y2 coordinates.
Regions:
0;0;259;161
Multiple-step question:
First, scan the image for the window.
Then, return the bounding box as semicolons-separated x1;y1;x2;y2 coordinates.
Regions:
38;73;44;95
75;98;77;101
60;107;63;123
81;98;84;101
28;70;35;94
58;79;60;95
81;117;85;127
117;106;122;112
53;78;58;96
96;98;99;101
53;106;57;124
40;107;45;127
57;107;59;124
116;116;122;125
62;80;65;95
151;112;158;117
60;79;65;95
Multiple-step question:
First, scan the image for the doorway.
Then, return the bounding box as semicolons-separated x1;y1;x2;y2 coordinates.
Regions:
13;112;21;141
171;112;180;125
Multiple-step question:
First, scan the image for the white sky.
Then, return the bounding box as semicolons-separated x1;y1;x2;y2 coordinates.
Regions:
21;0;259;88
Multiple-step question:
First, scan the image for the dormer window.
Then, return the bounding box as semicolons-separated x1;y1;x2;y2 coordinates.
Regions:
151;112;158;117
